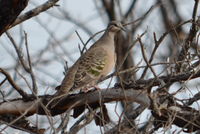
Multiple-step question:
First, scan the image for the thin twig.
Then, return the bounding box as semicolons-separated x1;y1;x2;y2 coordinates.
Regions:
117;31;147;71
0;68;29;99
24;32;38;94
83;29;105;51
0;99;41;134
6;32;30;72
0;78;7;87
56;113;70;133
140;32;162;79
69;112;94;134
122;2;161;27
11;0;60;28
176;0;200;70
99;32;146;83
75;30;87;54
138;37;158;78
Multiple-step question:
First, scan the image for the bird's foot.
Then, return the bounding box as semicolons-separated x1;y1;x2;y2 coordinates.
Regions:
93;85;101;90
81;87;90;93
80;86;100;93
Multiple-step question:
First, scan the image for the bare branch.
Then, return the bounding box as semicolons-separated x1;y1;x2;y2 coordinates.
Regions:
0;0;28;35
11;0;60;28
0;68;29;99
0;88;150;116
176;0;200;71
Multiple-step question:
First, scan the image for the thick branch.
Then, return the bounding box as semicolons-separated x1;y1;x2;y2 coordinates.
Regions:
0;0;28;35
11;0;59;28
0;88;150;116
1;69;200;116
128;70;200;89
151;91;200;133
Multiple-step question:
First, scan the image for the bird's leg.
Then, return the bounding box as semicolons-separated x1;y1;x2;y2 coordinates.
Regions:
81;85;101;93
81;87;90;93
93;85;101;90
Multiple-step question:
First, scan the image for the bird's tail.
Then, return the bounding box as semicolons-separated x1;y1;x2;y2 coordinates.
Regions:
49;90;69;108
73;103;110;126
94;104;110;126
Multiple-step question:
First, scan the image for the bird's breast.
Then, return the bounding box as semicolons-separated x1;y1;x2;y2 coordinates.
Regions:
102;45;116;76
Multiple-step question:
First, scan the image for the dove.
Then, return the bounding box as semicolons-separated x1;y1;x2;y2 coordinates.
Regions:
54;21;125;126
56;21;124;94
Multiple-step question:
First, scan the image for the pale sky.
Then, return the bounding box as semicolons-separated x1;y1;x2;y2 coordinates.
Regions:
0;0;196;133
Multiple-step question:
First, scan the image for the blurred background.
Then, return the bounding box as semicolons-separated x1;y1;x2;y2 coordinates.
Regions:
0;0;199;134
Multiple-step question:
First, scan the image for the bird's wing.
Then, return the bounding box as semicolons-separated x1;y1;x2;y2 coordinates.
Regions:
72;47;107;90
57;63;79;92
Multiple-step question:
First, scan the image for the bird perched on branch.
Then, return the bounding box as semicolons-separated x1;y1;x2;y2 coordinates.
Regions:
54;21;125;125
56;21;125;94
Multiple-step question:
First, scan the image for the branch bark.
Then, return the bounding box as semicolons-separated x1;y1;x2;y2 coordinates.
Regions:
0;0;28;36
0;87;150;116
11;0;59;28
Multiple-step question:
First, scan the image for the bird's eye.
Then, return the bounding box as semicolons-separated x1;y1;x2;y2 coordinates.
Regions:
113;24;118;27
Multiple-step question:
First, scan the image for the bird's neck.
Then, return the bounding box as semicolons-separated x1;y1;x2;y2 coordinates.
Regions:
102;31;115;41
97;31;116;52
91;30;116;49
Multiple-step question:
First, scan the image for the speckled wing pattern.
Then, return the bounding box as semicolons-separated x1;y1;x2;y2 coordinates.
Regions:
71;47;107;90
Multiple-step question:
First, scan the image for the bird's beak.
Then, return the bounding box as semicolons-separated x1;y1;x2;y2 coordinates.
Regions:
120;26;126;32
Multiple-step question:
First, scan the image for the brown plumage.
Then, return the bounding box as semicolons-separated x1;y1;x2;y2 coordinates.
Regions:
54;21;124;126
56;21;124;94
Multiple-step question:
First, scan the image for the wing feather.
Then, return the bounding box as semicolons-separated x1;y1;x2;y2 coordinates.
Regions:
72;47;107;89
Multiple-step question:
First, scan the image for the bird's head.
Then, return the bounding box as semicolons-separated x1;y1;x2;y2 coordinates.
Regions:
107;21;125;33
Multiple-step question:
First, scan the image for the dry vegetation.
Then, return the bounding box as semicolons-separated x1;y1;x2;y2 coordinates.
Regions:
0;0;200;134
